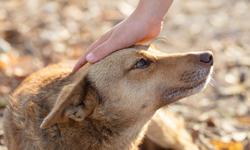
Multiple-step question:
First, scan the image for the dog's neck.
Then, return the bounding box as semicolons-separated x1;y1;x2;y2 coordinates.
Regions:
57;113;151;150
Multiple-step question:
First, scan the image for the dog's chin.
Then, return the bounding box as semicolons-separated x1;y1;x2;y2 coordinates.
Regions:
163;75;211;105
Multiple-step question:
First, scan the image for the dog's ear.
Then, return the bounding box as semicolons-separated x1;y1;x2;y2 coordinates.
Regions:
40;68;95;129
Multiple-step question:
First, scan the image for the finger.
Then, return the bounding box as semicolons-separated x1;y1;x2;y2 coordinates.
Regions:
72;31;113;72
72;40;101;72
86;38;125;63
72;54;88;72
85;32;112;55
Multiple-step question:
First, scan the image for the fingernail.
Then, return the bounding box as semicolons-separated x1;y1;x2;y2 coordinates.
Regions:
86;53;95;62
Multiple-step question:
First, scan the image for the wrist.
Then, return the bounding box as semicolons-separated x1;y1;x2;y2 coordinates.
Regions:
132;0;173;26
129;10;162;30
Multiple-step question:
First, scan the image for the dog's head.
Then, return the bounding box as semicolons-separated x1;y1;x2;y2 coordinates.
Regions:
40;45;213;128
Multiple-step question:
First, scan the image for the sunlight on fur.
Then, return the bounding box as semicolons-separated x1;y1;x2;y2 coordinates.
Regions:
4;45;213;150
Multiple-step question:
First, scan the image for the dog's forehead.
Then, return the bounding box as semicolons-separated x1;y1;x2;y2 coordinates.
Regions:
87;45;154;79
115;45;150;55
88;45;163;74
108;45;160;58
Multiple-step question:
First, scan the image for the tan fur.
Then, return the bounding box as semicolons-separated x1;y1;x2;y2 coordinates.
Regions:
142;108;199;150
3;45;213;150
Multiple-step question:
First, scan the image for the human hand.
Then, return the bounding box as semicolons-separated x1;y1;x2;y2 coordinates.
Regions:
72;0;173;72
72;16;162;72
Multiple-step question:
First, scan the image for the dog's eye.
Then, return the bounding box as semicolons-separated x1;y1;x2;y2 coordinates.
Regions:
134;59;148;68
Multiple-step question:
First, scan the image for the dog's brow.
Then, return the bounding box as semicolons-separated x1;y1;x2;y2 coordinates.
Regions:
139;51;156;62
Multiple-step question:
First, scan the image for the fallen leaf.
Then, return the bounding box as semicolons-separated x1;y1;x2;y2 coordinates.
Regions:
210;140;244;150
237;117;250;124
0;60;6;71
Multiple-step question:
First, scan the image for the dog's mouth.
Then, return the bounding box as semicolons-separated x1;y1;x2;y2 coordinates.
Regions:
163;75;211;105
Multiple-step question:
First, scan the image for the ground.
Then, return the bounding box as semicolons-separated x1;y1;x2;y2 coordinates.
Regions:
0;0;250;149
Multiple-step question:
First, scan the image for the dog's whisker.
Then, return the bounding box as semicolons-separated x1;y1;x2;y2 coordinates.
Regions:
186;98;190;107
193;94;201;101
150;36;170;45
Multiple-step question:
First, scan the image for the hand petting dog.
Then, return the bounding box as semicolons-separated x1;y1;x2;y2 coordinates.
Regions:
73;0;174;72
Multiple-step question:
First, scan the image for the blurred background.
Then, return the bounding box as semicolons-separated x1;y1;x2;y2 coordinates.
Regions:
0;0;250;149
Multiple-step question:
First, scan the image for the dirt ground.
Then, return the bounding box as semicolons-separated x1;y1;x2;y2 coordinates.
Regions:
0;0;250;149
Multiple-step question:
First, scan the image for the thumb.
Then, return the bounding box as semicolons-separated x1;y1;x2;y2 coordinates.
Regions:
86;39;124;63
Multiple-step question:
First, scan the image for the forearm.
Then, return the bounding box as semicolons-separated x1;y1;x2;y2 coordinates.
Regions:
132;0;174;25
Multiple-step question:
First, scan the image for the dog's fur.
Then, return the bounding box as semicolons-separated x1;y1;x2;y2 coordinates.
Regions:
3;45;213;150
141;108;199;150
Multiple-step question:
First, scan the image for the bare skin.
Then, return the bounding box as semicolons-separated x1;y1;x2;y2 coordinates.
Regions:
72;0;174;72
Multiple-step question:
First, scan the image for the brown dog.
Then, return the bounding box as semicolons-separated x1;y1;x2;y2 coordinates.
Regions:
3;45;213;150
140;108;199;150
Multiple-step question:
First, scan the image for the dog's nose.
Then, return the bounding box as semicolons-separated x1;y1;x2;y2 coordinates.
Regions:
200;51;213;65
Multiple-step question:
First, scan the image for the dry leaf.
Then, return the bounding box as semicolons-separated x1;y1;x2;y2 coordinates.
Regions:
237;117;250;124
210;140;244;150
0;60;6;71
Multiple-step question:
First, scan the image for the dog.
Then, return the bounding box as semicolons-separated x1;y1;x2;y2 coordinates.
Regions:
3;45;213;150
140;108;199;150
